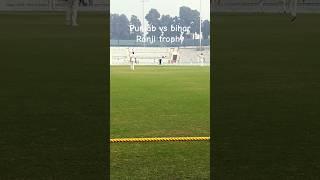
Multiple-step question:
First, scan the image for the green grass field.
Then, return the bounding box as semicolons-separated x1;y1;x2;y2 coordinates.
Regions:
110;66;210;179
2;11;320;180
0;12;108;179
213;13;320;179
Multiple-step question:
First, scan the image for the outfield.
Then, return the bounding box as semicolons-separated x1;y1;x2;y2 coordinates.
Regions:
213;13;320;179
110;66;210;179
0;11;210;179
0;12;108;179
3;11;320;179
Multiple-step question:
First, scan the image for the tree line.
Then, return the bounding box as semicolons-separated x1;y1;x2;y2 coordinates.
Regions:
111;6;210;40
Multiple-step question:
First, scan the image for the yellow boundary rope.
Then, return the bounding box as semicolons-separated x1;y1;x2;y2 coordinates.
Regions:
110;137;210;143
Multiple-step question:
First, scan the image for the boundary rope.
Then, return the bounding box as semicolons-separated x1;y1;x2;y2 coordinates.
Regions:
110;137;210;143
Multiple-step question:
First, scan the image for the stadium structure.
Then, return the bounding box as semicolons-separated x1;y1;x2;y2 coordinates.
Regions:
110;0;210;66
0;0;209;66
0;0;107;11
212;0;320;13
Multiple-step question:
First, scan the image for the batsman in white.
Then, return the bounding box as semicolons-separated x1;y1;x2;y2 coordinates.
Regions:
65;0;79;26
65;0;88;26
288;0;298;22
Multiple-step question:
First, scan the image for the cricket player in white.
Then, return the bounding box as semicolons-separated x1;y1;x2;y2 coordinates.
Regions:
288;0;298;22
129;49;136;71
198;53;205;66
66;0;79;26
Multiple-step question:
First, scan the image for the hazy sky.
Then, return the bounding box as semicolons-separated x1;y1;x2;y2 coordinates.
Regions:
110;0;210;22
